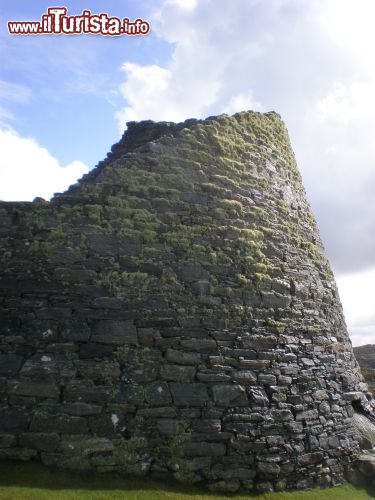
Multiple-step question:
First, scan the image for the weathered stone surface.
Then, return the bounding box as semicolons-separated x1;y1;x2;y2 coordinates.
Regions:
160;364;196;382
239;360;271;369
61;438;114;456
297;452;324;466
64;381;111;404
296;409;319;422
165;349;201;365
177;262;208;282
137;328;156;346
270;409;294;422
247;387;269;405
0;408;29;432
257;461;281;477
138;407;177;418
87;234;141;256
208;480;240;492
258;374;277;386
0;354;23;376
93;297;125;309
170;383;210;406
115;384;145;405
312;389;330;401
0;434;16;448
146;382;172;406
30;414;88;434
19;433;60;452
8;380;60;399
180;339;217;351
54;267;97;283
157;419;179;435
61;320;91;342
62;403;102;416
75;360;120;383
212;385;248;407
197;372;232;382
88;413;125;437
91;320;138;345
0;448;38;461
241;335;278;349
79;343;114;359
0;111;372;493
232;371;257;383
348;453;375;488
19;353;76;379
184;442;226;457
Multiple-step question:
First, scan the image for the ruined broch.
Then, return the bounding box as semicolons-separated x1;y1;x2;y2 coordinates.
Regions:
0;111;373;492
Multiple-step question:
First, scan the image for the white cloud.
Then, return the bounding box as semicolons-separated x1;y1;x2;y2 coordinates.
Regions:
116;63;172;130
293;77;375;274
164;0;197;9
116;55;222;131
0;128;89;201
317;0;375;71
317;81;375;123
116;0;274;129
223;92;263;115
348;326;375;348
113;0;375;346
337;268;375;346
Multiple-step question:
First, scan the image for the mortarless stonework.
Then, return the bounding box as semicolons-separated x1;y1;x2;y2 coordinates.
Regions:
0;111;372;492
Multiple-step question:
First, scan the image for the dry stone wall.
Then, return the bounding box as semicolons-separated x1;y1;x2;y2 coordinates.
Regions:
354;345;375;395
0;111;372;493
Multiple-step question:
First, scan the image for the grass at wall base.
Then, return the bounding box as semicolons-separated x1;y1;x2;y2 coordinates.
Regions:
0;461;374;499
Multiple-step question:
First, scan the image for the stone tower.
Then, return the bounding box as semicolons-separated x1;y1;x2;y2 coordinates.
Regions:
0;111;372;492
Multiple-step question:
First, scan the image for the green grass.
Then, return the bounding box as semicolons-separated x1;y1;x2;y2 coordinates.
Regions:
0;462;374;500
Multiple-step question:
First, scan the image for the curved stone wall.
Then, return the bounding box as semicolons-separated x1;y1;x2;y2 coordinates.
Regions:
0;111;371;492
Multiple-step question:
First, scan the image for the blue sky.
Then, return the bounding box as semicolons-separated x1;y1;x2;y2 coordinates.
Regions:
1;0;375;346
1;0;170;166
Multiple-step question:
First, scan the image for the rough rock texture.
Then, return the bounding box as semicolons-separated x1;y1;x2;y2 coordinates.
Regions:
354;345;375;394
347;452;375;491
0;111;373;492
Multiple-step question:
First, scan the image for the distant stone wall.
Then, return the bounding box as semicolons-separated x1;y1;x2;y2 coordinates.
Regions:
354;345;375;395
0;112;372;493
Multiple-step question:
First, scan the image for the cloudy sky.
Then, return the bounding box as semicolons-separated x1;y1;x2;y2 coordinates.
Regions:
1;0;374;346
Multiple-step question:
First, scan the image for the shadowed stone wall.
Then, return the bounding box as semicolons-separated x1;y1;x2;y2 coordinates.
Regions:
0;111;372;493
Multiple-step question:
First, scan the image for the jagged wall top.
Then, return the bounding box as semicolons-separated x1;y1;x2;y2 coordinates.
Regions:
62;111;297;195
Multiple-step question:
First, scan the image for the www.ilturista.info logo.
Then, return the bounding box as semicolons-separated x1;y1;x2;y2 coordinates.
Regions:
7;7;150;36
